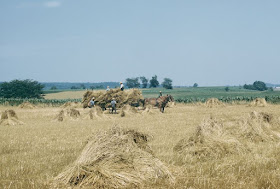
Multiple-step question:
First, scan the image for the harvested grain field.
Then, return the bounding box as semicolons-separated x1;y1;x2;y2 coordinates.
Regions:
1;103;280;188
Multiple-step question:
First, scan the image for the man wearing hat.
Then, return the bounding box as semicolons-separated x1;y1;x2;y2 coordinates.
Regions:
88;97;95;108
111;98;117;114
106;86;110;92
120;82;124;91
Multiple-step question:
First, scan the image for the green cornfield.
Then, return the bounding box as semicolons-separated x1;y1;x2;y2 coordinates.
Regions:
0;98;81;106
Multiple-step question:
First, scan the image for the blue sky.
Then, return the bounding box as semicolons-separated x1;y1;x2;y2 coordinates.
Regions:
0;1;279;86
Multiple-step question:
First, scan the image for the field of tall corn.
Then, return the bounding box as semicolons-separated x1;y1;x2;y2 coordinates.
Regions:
0;98;80;106
2;87;280;106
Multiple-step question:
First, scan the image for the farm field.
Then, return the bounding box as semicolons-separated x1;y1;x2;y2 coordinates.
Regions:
42;87;280;103
1;102;280;188
44;90;86;100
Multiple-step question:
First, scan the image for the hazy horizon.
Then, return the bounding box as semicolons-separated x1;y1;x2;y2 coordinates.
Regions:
1;1;279;86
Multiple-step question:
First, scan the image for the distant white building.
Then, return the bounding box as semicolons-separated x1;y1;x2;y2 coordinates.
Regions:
274;87;280;91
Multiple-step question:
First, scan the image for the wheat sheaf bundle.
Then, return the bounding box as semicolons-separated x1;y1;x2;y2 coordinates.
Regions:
120;105;138;117
53;127;174;188
249;98;267;107
19;101;36;109
205;98;225;108
239;111;280;142
0;110;24;126
54;108;80;122
174;117;245;160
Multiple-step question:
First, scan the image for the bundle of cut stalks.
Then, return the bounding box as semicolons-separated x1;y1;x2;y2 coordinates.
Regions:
205;98;225;108
141;105;159;115
83;106;104;120
249;98;267;107
19;101;36;109
0;110;24;126
120;105;138;117
60;102;81;108
4;101;10;106
53;127;174;188
54;108;80;122
174;117;245;159
82;89;144;109
239;111;280;142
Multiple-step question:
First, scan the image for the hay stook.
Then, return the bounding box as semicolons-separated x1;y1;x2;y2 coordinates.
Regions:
239;111;280;142
205;98;225;108
60;102;81;109
54;126;174;188
120;105;138;117
0;110;24;126
174;117;245;160
19;101;36;109
141;105;159;115
83;106;105;120
249;98;267;107
54;108;81;121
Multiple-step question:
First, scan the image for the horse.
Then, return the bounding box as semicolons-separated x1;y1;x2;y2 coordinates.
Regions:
145;95;174;113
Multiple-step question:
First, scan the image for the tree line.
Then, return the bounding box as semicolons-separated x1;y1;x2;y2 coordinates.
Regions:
0;79;273;99
125;75;173;89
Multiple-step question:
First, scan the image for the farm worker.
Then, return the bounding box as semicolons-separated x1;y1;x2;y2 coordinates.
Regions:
106;86;110;92
159;91;162;97
120;82;124;91
88;97;95;108
111;98;117;114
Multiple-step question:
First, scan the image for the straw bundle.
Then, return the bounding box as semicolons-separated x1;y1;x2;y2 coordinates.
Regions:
174;117;245;159
120;105;138;117
60;102;81;108
54;127;174;188
141;105;159;115
54;108;80;122
239;111;280;142
19;101;36;109
205;98;225;108
0;110;24;126
249;98;267;107
83;107;104;120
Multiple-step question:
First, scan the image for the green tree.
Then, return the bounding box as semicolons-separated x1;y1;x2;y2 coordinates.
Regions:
253;81;267;91
125;77;140;88
80;84;86;89
71;86;78;89
50;86;57;90
193;83;198;88
149;75;159;88
244;81;267;91
0;79;44;99
95;85;104;89
162;78;173;89
140;76;148;88
225;86;229;92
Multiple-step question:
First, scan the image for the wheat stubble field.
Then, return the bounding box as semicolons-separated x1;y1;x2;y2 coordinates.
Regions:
1;100;280;188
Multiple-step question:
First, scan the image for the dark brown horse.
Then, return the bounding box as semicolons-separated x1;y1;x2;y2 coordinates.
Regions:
145;95;174;113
